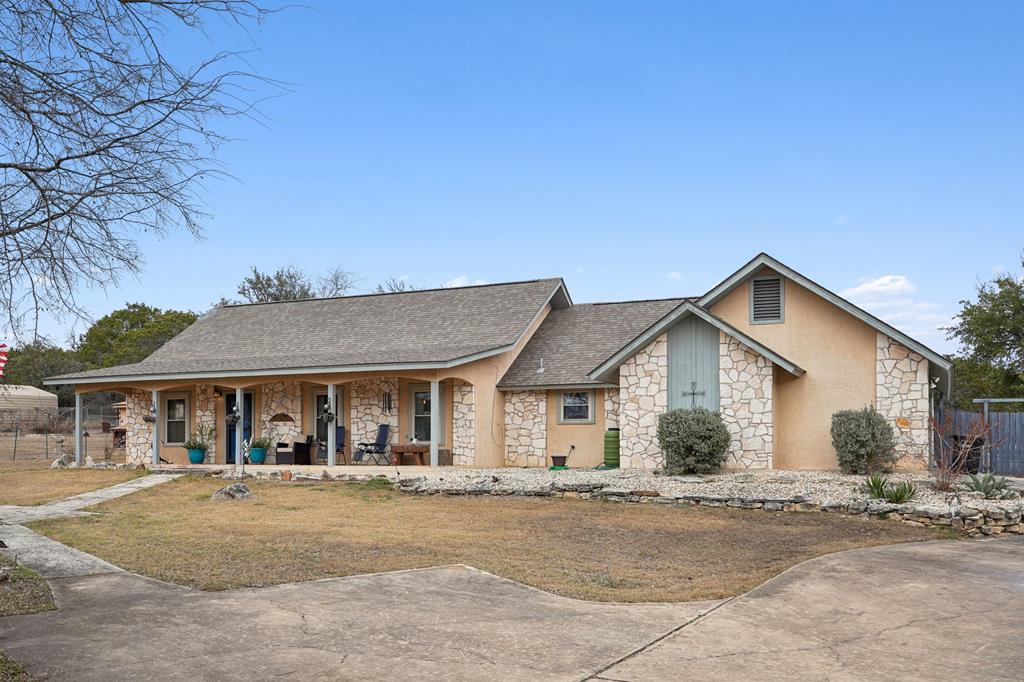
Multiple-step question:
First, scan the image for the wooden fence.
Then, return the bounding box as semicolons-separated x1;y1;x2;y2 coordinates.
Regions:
950;409;1024;476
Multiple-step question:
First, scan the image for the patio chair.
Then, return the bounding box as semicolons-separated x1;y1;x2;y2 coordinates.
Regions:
293;435;315;466
316;426;346;465
274;441;294;466
352;424;391;465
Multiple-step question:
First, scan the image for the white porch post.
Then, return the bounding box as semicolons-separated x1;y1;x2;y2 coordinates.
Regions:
430;380;440;467
74;393;83;465
151;389;160;467
235;387;244;470
327;383;337;466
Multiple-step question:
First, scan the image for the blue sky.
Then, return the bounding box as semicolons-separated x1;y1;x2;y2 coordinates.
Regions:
36;2;1024;352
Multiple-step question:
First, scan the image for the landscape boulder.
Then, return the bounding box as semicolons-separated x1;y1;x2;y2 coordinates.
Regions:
211;482;253;501
50;454;74;469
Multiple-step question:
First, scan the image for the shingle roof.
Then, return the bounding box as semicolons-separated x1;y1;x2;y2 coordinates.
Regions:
497;298;688;388
48;279;568;383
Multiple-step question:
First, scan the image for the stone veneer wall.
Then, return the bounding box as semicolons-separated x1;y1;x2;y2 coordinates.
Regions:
503;390;547;466
619;334;668;469
195;384;217;463
260;381;303;455
125;389;153;465
349;378;400;448
876;333;930;465
718;332;774;469
604;387;620;429
452;381;475;466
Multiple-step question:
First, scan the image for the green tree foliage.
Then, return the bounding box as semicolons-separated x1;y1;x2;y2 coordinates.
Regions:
3;341;83;406
947;258;1024;408
223;266;358;305
75;304;197;369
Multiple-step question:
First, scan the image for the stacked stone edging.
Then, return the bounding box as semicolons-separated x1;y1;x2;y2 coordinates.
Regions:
393;477;1022;538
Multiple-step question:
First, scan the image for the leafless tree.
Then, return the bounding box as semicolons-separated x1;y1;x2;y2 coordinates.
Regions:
930;411;999;492
318;267;358;297
374;277;419;294
0;0;277;339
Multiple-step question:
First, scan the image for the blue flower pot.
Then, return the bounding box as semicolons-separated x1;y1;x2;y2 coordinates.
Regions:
187;448;207;464
249;447;268;465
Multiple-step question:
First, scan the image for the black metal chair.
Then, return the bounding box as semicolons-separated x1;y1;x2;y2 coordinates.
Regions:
317;426;346;465
352;424;391;465
293;435;315;465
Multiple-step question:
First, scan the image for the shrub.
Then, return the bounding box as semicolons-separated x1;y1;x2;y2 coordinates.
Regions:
967;473;1009;499
830;407;897;474
657;408;731;475
863;473;889;499
883;480;917;504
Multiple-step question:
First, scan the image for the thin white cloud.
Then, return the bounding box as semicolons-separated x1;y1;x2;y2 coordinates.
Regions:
667;271;682;280
442;275;488;288
841;275;916;299
842;275;951;350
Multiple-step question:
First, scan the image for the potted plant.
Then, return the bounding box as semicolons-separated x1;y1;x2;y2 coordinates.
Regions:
183;423;214;465
246;435;273;465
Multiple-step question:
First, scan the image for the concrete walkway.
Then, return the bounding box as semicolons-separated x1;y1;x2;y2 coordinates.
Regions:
0;474;183;578
1;538;1022;680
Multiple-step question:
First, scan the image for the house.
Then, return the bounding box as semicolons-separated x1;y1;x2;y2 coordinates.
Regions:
45;254;952;470
0;385;59;420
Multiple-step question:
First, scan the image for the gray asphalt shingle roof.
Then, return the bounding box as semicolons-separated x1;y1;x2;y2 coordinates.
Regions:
497;298;689;388
49;279;567;382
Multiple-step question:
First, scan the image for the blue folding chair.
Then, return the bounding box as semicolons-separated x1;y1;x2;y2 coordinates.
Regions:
352;424;391;465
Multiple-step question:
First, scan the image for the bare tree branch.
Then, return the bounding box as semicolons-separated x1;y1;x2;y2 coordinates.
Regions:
0;0;280;340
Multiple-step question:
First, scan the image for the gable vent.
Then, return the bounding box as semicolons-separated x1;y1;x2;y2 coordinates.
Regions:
751;277;783;323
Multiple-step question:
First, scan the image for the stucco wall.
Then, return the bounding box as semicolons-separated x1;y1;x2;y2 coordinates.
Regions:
545;388;607;468
710;268;880;469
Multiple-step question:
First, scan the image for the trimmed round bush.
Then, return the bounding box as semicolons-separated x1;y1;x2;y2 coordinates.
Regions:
830;406;897;474
656;408;730;475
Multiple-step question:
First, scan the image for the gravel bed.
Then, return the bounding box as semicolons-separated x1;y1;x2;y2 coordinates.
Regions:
397;468;1023;515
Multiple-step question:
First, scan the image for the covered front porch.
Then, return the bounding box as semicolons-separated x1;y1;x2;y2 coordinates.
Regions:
71;373;478;469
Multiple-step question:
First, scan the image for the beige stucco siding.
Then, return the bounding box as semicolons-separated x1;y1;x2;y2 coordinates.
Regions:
545;389;607;468
710;268;877;469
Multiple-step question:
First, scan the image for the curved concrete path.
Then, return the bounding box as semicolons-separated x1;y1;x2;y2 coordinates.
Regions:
594;538;1024;682
0;539;1021;681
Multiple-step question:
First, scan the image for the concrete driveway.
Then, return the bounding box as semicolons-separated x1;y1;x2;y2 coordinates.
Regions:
1;539;1022;681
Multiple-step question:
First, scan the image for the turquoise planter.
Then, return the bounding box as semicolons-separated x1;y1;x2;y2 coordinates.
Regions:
187;448;207;464
249;447;268;465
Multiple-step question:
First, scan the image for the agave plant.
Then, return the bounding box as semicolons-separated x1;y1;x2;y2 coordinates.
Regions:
967;473;1009;500
863;473;889;499
883;481;917;504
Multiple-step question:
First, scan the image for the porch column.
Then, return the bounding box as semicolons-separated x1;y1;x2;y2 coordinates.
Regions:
327;383;337;466
151;389;160;467
74;392;83;465
235;387;244;470
430;380;440;467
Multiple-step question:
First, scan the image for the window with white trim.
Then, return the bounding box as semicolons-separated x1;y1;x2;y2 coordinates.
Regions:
559;390;594;424
750;276;784;324
164;394;189;445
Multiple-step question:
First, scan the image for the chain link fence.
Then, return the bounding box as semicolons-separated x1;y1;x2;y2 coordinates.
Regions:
0;406;120;462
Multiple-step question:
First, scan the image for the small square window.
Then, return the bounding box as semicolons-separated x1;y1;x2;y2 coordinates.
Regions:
559;391;593;423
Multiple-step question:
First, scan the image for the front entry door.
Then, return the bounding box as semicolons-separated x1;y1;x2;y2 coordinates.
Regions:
225;392;253;464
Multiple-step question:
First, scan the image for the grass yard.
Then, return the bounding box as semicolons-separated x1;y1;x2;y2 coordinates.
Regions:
31;477;954;602
0;459;144;507
0;556;54;682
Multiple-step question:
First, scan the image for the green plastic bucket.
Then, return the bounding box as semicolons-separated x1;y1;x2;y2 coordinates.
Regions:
604;428;620;468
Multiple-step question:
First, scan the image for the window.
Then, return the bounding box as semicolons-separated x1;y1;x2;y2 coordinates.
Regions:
559;390;594;424
164;396;188;444
408;383;445;444
750;276;784;324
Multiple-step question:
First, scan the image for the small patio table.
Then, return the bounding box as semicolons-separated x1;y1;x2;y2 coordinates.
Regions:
390;443;452;466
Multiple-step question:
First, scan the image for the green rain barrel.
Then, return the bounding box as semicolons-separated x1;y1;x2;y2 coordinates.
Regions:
604;428;620;468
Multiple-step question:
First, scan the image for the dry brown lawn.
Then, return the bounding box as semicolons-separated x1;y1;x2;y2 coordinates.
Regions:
31;477;954;602
0;459;144;506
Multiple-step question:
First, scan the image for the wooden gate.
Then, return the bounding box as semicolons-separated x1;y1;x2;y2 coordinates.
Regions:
951;409;1024;476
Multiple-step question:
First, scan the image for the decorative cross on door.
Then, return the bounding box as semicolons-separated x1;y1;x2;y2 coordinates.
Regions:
682;381;705;409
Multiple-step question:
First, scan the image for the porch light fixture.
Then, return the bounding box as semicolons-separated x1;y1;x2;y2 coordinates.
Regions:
319;406;335;424
226;404;240;427
142;404;157;423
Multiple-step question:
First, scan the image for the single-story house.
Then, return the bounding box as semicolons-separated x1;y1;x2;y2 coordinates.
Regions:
45;253;952;470
0;384;59;418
